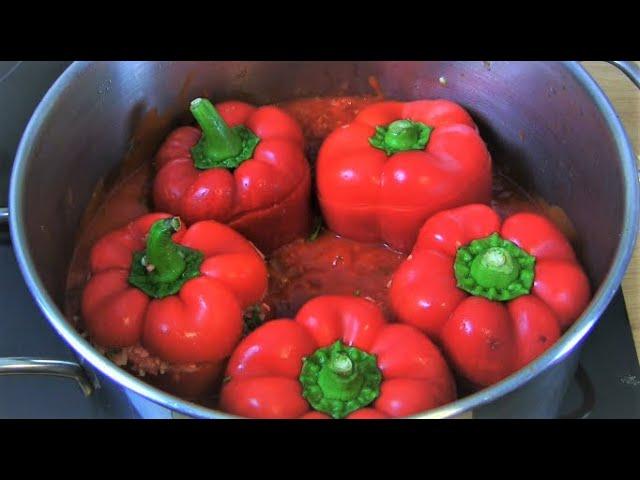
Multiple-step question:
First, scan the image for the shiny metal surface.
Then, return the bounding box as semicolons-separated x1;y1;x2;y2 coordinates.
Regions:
611;61;640;89
0;357;94;396
0;61;96;405
8;61;640;418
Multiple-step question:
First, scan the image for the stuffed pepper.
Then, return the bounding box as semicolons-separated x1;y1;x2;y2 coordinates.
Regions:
81;213;268;397
389;204;591;388
153;98;311;253
220;295;456;419
316;100;492;253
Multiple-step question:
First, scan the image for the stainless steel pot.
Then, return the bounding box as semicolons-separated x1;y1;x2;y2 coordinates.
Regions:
3;61;639;418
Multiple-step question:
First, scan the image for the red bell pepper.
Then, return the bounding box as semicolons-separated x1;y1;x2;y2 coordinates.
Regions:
389;204;591;387
316;100;492;253
153;98;311;253
81;213;268;379
220;295;456;419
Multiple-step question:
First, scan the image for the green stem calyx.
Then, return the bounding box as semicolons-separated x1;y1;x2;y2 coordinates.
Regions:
299;341;382;419
369;119;433;155
189;98;260;170
128;217;204;299
454;232;535;301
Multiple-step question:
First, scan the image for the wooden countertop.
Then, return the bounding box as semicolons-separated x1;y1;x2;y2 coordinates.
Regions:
581;61;639;360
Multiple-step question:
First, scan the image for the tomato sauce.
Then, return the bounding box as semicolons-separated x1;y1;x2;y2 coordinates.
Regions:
282;96;380;163
266;233;406;320
64;93;576;404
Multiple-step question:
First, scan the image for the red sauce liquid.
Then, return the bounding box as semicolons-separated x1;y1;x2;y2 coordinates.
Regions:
266;233;406;320
64;94;576;405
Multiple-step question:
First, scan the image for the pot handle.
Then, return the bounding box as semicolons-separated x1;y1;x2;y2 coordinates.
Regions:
0;357;96;396
608;61;640;89
607;61;640;183
0;207;95;397
557;364;595;419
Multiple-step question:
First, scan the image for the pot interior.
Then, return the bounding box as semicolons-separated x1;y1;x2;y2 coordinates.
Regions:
12;61;632;414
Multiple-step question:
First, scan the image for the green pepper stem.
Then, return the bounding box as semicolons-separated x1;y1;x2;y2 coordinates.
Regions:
482;248;508;268
190;98;243;162
144;217;186;284
471;246;519;289
128;218;204;299
385;120;422;150
299;341;381;419
454;232;536;302
369;119;433;155
329;353;353;376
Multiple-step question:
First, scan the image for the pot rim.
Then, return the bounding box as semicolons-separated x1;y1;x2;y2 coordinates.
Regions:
9;61;640;419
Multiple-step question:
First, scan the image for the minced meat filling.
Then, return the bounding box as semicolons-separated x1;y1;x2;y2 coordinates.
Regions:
92;303;271;378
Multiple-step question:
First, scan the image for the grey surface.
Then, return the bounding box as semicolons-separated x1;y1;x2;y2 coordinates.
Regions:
0;242;137;418
560;291;640;419
5;61;640;418
0;61;71;205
